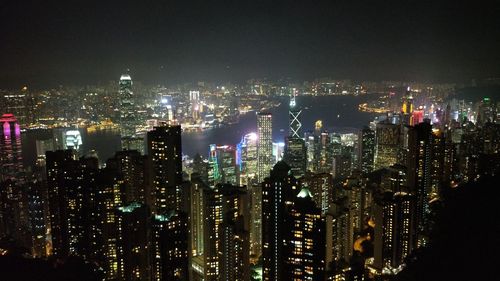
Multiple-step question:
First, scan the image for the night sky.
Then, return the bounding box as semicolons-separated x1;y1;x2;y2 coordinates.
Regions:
1;0;500;88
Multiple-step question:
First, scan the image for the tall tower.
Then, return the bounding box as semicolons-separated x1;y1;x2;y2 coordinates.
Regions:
119;74;138;150
257;112;273;183
289;94;302;138
374;192;415;273
284;187;326;280
0;87;34;127
0;114;23;182
284;95;307;178
262;161;300;281
406;121;433;247
361;126;376;173
147;124;183;214
374;121;401;170
237;132;258;186
116;202;151;281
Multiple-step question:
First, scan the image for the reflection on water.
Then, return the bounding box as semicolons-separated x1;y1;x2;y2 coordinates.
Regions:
22;95;378;166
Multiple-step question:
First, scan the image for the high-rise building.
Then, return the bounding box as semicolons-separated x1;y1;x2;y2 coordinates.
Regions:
262;161;300;281
289;94;302;138
237;132;258;186
46;151;104;259
0;87;34;127
106;150;147;204
374;121;402;170
208;144;238;186
374;192;415;275
300;172;333;214
284;97;307;178
0;180;31;252
0;114;23;182
257;112;273;183
406;121;432;247
116;202;151;281
119;74;138;150
198;184;250;281
189;176;207;261
152;211;189;281
361;126;376;173
219;185;250;281
147;124;183;214
190;90;201;121
284;187;326;281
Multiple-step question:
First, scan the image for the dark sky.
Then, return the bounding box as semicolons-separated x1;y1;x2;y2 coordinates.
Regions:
1;0;500;88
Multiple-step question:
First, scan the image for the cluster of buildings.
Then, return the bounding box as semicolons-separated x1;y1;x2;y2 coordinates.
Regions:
0;76;499;281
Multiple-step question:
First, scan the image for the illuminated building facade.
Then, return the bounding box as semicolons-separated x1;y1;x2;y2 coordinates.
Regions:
284;187;326;281
208;144;238;186
406;121;432;247
262;161;300;281
257;112;273;183
0;114;23;182
219;185;250;281
45;151;116;272
374;192;415;275
116;202;151;281
289;94;302;138
147;124;183;213
0;87;34;127
300;172;333;214
119;74;139;150
152;211;189;281
284;137;307;178
374;121;402;170
106;150;147;204
237;132;258;186
361;126;375;173
284;97;307;178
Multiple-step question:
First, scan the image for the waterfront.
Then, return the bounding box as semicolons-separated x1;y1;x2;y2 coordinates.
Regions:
22;95;378;166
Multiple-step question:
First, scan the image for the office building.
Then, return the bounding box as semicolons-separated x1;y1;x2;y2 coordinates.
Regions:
0;114;23;182
257;112;273;183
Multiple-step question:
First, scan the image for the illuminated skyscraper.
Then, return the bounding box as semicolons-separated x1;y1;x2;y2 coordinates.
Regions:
285;187;326;281
106;150;147;204
374;121;402;170
119;74;139;150
237;132;258;186
190;90;201;121
147;124;183;214
152;211;189;281
374;192;415;275
289;94;302;138
300;172;333;214
257;112;273;183
0;87;34;127
208;144;238;186
406;121;432;247
361;126;375;173
0;114;23;182
189;176;207;260
199;184;249;281
45;151;107;262
284;97;307;178
116;202;151;281
219;185;250;281
262;161;300;281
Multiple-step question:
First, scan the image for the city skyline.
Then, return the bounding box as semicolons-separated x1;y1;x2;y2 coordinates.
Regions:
1;2;500;281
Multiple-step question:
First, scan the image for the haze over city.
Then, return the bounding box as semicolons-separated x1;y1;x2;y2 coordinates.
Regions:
0;1;499;281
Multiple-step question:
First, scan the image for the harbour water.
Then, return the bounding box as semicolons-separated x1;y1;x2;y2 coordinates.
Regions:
22;95;378;166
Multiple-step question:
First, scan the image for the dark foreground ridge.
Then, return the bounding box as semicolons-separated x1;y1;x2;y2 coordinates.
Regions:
396;175;500;281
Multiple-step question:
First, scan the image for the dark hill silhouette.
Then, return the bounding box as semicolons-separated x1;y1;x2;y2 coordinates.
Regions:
396;175;500;281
